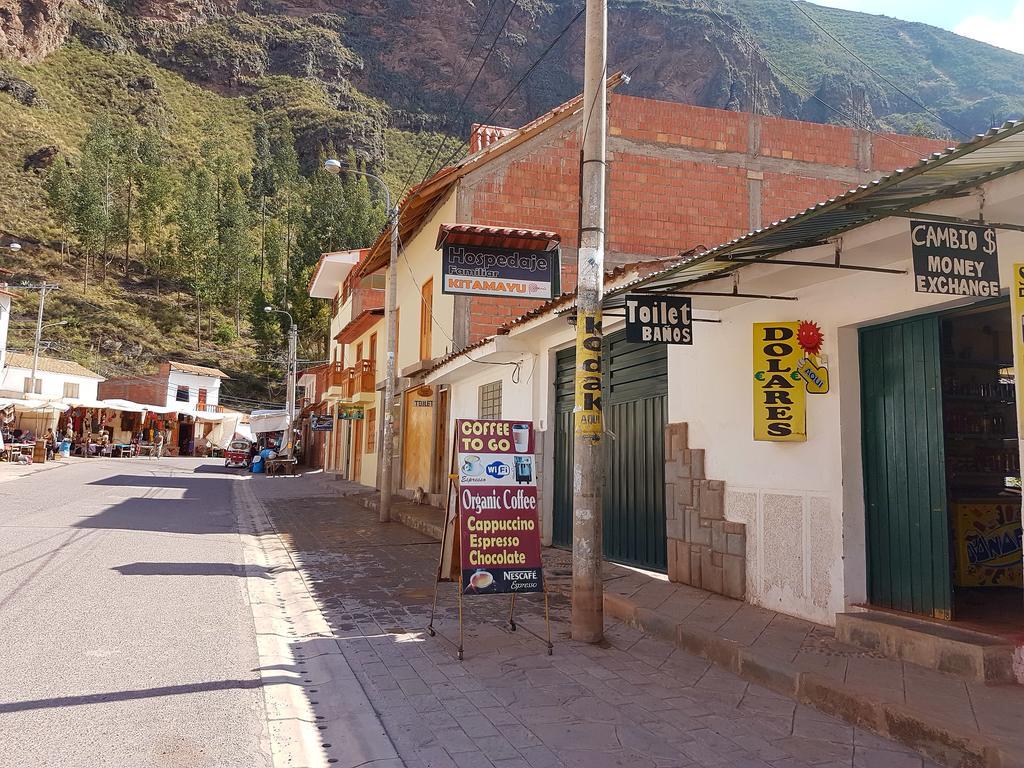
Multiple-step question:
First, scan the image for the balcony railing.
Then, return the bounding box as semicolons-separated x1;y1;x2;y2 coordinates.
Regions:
342;360;376;399
326;362;346;392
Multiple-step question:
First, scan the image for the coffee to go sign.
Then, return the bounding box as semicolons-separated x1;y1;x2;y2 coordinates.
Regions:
911;219;1000;297
455;419;543;595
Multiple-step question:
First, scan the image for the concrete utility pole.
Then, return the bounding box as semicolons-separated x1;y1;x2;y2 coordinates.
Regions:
324;158;398;524
265;306;297;459
572;0;608;643
24;283;60;397
286;321;297;460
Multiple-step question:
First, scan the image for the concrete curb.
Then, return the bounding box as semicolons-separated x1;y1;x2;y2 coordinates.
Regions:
237;479;403;768
607;594;1017;768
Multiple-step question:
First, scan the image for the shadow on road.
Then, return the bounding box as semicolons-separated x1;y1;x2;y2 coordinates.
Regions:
0;676;295;713
112;562;276;578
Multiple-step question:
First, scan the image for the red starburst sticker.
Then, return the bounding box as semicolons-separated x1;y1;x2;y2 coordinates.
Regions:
797;321;824;356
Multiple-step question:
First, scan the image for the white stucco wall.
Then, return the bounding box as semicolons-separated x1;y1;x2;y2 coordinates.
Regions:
0;293;10;371
393;191;457;372
667;206;1024;625
0;365;101;401
165;370;222;410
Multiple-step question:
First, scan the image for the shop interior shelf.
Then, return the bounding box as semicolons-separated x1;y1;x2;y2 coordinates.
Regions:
945;433;1017;441
942;358;1014;368
943;394;1015;404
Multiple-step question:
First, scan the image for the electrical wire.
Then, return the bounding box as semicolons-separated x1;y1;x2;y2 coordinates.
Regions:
431;6;587;173
788;0;971;140
396;0;503;197
692;0;928;160
418;0;523;188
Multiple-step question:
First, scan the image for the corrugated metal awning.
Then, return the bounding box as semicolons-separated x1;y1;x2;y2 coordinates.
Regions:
435;224;561;252
605;119;1024;305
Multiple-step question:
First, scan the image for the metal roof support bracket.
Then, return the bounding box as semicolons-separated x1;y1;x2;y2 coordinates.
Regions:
714;240;905;275
884;210;1024;234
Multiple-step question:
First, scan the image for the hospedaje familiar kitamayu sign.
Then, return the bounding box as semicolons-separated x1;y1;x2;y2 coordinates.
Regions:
911;219;1000;296
624;294;693;344
441;244;560;300
455;419;544;595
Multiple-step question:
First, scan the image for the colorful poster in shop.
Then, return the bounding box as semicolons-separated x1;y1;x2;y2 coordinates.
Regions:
954;502;1023;587
752;322;807;441
455;419;544;595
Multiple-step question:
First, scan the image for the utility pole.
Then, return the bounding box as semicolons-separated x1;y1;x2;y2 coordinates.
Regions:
264;305;298;459
379;208;399;523
285;321;297;460
24;283;60;397
323;158;398;524
572;0;608;643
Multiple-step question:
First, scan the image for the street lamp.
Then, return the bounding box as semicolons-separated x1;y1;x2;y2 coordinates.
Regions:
265;305;298;461
324;157;399;524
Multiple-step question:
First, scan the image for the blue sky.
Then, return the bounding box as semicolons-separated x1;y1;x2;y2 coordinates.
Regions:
809;0;1024;53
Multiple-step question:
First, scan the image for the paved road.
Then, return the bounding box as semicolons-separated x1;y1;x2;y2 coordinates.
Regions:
0;457;272;768
254;476;942;768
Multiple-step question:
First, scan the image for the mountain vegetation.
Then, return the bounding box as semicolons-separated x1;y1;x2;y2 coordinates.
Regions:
1;0;1022;406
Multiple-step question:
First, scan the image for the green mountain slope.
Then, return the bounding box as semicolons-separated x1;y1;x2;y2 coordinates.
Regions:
1;0;1021;407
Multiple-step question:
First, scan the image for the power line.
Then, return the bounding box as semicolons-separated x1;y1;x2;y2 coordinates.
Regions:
788;0;971;140
433;5;587;172
692;0;927;161
396;0;503;198
418;0;523;188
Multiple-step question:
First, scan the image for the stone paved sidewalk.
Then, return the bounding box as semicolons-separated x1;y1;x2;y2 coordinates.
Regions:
252;474;940;768
389;497;1024;767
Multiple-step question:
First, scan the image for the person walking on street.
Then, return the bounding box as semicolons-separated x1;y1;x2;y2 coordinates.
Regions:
154;428;164;459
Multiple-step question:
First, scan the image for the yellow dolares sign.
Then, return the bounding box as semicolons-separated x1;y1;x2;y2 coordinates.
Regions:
1012;263;1024;433
753;322;807;441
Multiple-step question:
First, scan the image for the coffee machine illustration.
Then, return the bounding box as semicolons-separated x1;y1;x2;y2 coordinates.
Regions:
514;455;534;484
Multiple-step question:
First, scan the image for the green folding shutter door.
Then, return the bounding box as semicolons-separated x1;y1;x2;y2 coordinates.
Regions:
860;316;951;618
552;331;668;571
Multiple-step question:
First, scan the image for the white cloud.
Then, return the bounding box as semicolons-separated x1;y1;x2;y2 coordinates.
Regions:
955;1;1024;54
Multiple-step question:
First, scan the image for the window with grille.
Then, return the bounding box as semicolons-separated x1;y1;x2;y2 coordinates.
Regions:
366;408;376;453
478;381;502;420
63;382;80;399
175;385;190;403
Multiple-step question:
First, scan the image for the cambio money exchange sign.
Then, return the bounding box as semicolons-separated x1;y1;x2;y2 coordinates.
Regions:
911;220;999;297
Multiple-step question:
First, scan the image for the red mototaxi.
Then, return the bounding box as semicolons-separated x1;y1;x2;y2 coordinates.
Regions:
224;439;252;468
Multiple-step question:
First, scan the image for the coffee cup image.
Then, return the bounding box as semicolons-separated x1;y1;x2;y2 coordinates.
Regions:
461;456;483;476
512;423;530;452
468;569;495;591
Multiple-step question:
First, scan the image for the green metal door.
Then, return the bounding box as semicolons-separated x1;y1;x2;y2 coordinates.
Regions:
603;331;668;570
552;348;576;549
551;331;668;571
860;316;951;619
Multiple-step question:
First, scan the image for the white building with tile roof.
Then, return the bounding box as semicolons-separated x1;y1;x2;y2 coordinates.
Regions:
0;352;104;401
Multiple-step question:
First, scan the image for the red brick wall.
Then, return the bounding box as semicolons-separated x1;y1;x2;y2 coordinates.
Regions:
97;375;167;407
460;94;950;344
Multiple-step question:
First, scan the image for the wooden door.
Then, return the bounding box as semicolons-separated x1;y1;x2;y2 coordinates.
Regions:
433;388;449;494
352;417;363;482
860;316;951;618
402;387;434;491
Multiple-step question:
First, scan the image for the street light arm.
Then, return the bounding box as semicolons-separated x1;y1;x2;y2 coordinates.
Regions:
323;159;394;215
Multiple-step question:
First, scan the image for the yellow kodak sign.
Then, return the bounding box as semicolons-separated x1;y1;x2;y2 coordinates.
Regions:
753;322;806;441
574;311;603;441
